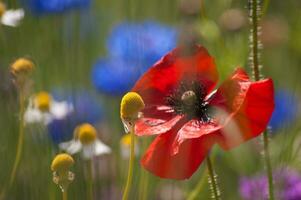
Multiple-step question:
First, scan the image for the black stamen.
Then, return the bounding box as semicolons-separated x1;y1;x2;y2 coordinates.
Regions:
166;81;212;122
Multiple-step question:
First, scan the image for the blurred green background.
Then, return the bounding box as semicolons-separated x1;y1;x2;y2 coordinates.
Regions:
0;0;300;199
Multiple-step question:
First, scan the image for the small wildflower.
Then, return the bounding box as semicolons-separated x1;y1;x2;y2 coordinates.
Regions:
240;168;301;200
120;92;145;133
24;91;73;125
47;90;104;144
92;21;177;96
34;91;52;112
75;123;97;145
10;58;34;91
120;92;145;120
59;123;111;159
0;3;24;27
51;153;75;192
27;0;91;14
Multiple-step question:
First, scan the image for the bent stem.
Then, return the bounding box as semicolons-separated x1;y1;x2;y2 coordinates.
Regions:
249;0;274;199
122;126;136;200
206;156;220;200
9;91;25;188
62;190;68;200
86;159;94;200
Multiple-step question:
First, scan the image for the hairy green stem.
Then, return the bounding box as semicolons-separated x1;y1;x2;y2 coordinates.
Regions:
263;130;274;200
249;0;274;199
206;156;220;200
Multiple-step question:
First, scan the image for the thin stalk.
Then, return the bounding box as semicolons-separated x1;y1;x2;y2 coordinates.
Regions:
62;190;68;200
187;168;208;200
9;90;25;187
138;139;149;200
263;130;274;200
86;159;94;200
206;156;220;200
122;127;135;200
249;0;274;199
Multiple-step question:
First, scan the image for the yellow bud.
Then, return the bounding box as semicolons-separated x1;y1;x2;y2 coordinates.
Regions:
120;92;145;121
0;2;6;17
35;91;52;112
76;123;97;145
51;153;74;173
11;58;34;76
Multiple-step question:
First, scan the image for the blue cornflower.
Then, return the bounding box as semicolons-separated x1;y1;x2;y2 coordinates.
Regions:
47;90;103;144
91;58;142;96
92;21;178;96
269;90;299;132
107;21;177;69
25;0;91;14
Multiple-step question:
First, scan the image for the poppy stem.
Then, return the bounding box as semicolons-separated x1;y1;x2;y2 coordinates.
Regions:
249;0;274;199
206;156;220;200
86;159;94;200
122;126;136;200
263;130;274;200
9;90;25;188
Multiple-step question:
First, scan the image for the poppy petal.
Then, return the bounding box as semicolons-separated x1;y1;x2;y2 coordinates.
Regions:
135;115;183;136
141;127;212;179
210;68;274;149
132;45;218;105
172;119;221;154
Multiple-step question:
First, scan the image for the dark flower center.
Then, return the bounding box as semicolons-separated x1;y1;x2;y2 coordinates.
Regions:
166;81;211;122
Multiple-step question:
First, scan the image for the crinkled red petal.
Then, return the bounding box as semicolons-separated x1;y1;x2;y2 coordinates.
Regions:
209;68;274;149
132;45;218;106
141;123;214;180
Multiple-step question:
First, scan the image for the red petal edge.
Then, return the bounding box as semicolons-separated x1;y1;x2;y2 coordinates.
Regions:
210;68;275;150
132;45;219;106
141;127;213;180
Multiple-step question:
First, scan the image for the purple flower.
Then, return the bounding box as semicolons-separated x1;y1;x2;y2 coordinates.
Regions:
240;168;301;200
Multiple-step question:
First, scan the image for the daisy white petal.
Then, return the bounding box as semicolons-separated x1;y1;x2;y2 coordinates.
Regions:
59;140;82;155
50;101;73;120
94;140;111;155
1;9;24;27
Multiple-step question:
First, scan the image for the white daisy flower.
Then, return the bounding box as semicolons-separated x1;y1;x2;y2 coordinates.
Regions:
59;123;111;160
24;91;73;125
0;2;24;27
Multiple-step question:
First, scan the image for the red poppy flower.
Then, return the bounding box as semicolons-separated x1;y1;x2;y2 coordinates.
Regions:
132;45;274;180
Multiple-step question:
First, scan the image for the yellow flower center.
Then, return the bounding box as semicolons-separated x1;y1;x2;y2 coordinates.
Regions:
0;2;6;17
76;123;97;145
120;134;132;147
35;91;52;112
120;92;145;121
51;153;74;173
11;58;34;76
